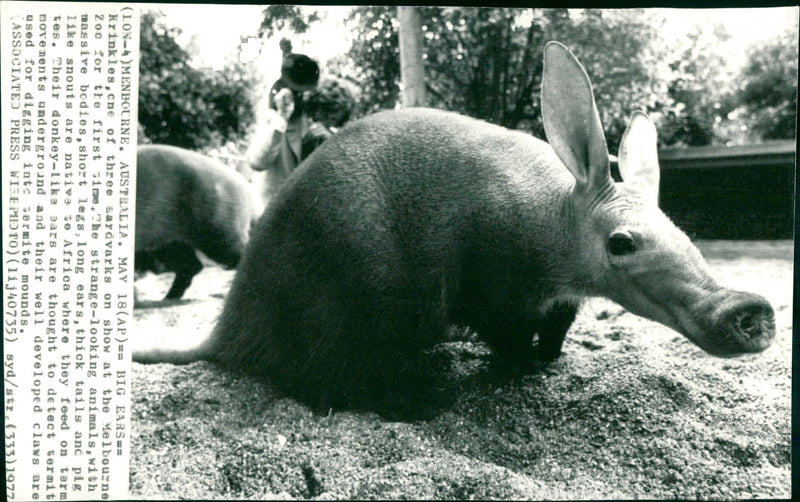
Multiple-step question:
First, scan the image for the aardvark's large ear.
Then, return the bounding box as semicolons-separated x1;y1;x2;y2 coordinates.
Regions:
541;41;610;192
618;111;660;200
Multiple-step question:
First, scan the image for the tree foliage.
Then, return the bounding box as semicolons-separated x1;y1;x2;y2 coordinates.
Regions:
258;5;320;39
655;23;738;147
271;6;796;148
338;6;797;152
344;7;665;153
138;11;260;151
734;27;798;141
346;6;401;113
421;7;543;130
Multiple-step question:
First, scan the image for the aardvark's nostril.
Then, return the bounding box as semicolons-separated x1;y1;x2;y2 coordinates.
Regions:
728;299;774;346
736;310;760;338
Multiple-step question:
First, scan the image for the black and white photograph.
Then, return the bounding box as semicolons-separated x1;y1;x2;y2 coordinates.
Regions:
3;2;797;500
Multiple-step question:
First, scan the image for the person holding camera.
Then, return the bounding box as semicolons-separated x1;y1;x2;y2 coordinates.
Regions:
246;41;329;203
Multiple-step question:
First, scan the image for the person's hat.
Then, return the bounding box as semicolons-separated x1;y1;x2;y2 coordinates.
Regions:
280;53;320;91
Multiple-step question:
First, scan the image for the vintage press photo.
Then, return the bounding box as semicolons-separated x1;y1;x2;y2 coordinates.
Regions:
2;2;139;500
3;2;796;500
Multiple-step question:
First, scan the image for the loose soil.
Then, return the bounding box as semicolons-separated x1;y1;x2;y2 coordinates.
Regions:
130;240;792;500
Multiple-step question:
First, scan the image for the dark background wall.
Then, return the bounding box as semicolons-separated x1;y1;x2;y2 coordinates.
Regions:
616;141;795;240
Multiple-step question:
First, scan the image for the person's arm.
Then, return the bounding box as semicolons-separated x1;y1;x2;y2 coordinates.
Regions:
246;89;294;172
246;112;288;172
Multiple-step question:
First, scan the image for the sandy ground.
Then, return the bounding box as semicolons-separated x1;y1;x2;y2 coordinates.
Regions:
130;240;792;500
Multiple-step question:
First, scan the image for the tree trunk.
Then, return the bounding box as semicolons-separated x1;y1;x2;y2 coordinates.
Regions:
398;6;426;108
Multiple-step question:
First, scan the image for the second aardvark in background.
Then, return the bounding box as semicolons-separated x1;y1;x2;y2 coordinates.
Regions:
134;145;262;301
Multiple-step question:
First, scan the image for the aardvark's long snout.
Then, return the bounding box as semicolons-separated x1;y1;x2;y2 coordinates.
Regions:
689;290;775;356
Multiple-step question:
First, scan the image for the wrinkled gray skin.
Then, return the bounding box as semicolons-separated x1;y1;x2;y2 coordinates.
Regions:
140;42;775;411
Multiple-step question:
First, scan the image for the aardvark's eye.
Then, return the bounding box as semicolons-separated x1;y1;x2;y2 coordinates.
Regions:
609;231;637;256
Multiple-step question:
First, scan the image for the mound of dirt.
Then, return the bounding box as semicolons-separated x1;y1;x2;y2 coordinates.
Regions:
130;240;792;499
